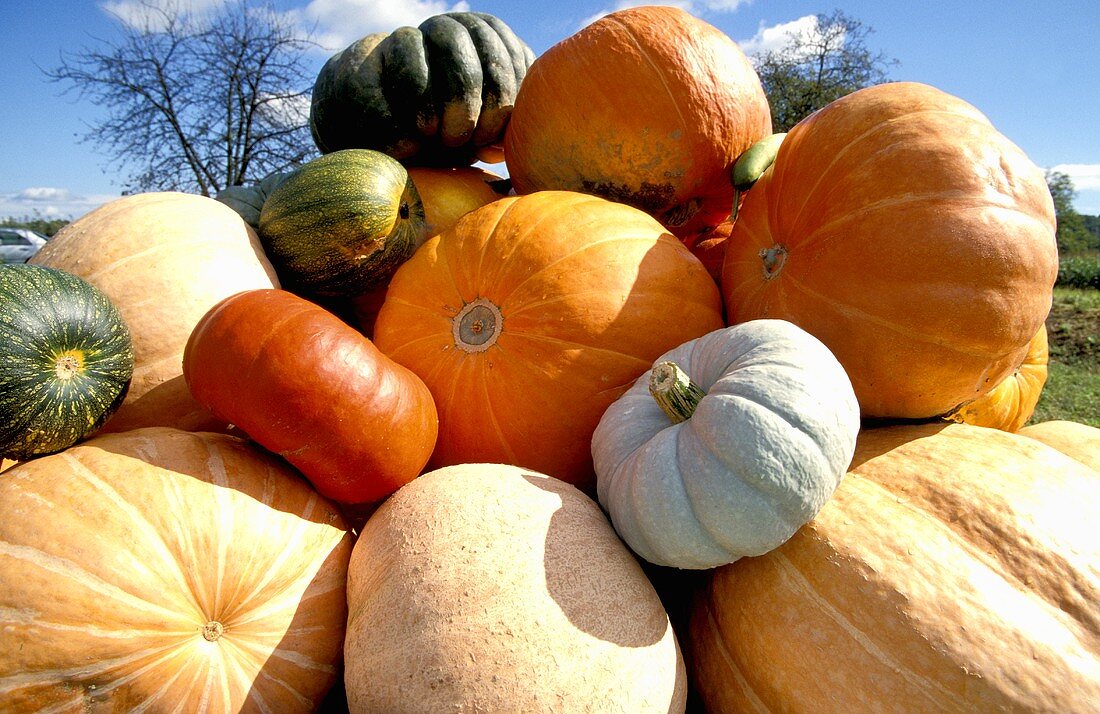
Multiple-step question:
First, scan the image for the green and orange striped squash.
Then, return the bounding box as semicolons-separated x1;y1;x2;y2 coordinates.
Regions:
0;263;133;460
258;149;429;299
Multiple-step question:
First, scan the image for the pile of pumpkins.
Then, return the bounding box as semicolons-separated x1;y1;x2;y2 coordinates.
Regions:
1;6;1097;712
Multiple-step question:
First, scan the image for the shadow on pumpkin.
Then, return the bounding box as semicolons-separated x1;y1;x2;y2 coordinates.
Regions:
523;473;671;649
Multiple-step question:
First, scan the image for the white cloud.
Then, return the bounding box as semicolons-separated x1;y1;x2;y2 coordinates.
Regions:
1050;163;1100;193
578;0;749;33
0;188;120;221
737;14;820;56
292;0;471;52
98;0;222;30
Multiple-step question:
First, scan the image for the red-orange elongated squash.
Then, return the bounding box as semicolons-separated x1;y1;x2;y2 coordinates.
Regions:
722;82;1058;419
948;324;1048;432
183;289;438;504
688;422;1100;712
372;190;724;492
503;5;771;238
0;427;352;711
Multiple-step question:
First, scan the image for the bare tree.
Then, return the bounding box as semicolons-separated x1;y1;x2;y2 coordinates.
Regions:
752;10;898;132
46;0;318;196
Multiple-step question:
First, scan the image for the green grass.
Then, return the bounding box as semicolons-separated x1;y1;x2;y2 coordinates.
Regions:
1030;287;1100;427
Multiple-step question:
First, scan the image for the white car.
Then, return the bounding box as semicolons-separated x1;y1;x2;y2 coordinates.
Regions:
0;228;48;263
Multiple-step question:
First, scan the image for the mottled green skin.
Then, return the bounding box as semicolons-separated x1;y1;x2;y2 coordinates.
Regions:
309;11;536;166
0;264;134;460
258;149;429;298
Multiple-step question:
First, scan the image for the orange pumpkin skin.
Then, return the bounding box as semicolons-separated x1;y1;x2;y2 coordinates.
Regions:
503;6;771;238
0;427;351;712
949;324;1048;432
183;288;438;504
372;190;724;492
686;220;733;290
407;166;507;238
688;422;1100;712
722;82;1057;419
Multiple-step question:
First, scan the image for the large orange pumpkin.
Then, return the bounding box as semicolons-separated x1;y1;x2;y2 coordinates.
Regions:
1018;419;1100;472
372;190;724;492
0;427;352;711
722;82;1058;419
503;5;771;238
688;422;1100;711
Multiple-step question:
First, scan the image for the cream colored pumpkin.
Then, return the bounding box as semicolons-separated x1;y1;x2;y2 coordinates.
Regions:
0;427;352;711
592;320;860;569
688;422;1100;711
1018;419;1100;472
30;192;280;433
344;462;687;712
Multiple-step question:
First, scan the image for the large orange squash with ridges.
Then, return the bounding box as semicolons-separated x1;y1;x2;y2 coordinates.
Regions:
0;427;352;711
503;5;771;238
688;422;1100;711
722;82;1057;419
372;190;724;492
1018;419;1100;472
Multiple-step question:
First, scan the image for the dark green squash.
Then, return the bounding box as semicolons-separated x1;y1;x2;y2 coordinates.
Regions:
0;264;134;460
309;11;536;166
257;148;429;298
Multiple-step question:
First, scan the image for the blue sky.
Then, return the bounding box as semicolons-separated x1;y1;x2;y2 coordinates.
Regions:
2;0;1098;220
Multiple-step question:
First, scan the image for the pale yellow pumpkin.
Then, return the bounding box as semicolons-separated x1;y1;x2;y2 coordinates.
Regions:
688;422;1100;711
30;192;280;433
0;427;352;711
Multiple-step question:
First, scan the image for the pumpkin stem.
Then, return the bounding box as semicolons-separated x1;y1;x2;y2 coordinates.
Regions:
649;361;705;423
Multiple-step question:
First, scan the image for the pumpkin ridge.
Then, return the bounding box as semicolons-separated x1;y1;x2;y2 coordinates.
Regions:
698;601;769;710
56;451;201;611
851;460;1100;633
769;547;962;708
498;331;653;375
785;107;991;237
769;276;1022;361
604;14;688;133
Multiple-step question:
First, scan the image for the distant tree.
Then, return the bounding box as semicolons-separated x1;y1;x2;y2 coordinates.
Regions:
751;10;898;132
1;214;70;237
45;0;318;197
1046;170;1096;254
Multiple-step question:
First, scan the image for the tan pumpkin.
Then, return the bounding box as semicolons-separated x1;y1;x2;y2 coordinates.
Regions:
0;427;352;711
948;324;1049;432
688;422;1100;711
344;462;687;712
503;5;771;237
1018;419;1100;472
30;192;280;433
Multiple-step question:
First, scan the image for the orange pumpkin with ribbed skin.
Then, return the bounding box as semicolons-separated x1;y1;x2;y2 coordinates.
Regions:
0;427;352;712
722;82;1057;419
688;422;1100;712
372;190;724;492
1018;419;1100;472
949;324;1048;432
503;5;771;238
183;288;438;504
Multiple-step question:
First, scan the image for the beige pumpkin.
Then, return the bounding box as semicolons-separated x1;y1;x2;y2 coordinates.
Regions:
344;462;687;712
30;192;280;433
0;427;352;711
688;422;1100;711
1018;419;1100;472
